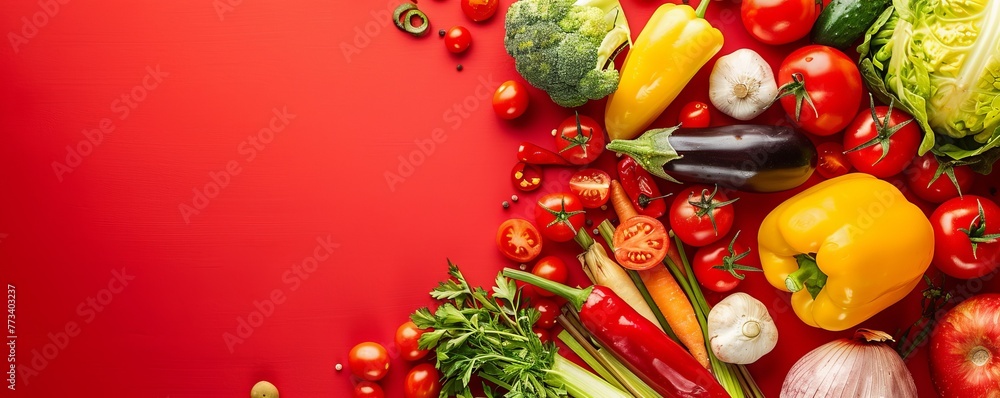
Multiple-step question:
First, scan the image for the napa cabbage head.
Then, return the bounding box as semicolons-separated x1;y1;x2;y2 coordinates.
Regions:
858;0;1000;173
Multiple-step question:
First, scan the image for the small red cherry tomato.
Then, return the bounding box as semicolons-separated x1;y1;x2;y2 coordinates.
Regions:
348;342;390;381
354;381;385;398
395;321;430;361
493;80;529;119
815;141;852;179
444;26;471;53
679;101;711;128
462;0;499;22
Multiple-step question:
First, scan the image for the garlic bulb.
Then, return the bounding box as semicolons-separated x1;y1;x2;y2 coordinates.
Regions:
707;292;777;364
709;49;777;121
781;329;918;398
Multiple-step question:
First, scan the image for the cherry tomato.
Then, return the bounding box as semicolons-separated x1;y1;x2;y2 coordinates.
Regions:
496;218;543;262
511;162;543;192
348;342;390;381
555;113;605;164
493;80;529;120
461;0;498;22
741;0;820;45
531;256;569;297
612;215;670;270
692;232;758;293
930;196;1000;279
444;26;471;53
777;45;863;136
533;298;560;329
814;141;852;179
678;101;711;128
569;168;611;208
403;363;442;398
843;101;921;178
533;327;551;343
535;193;586;243
394;321;430;361
354;381;385;398
669;185;738;247
905;153;974;204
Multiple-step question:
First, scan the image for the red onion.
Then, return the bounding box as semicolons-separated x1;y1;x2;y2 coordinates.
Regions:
781;329;917;397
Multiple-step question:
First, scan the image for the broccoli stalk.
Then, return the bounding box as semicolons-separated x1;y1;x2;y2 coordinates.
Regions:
504;0;631;108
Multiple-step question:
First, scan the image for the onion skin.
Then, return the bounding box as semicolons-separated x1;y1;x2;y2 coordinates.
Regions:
781;329;918;398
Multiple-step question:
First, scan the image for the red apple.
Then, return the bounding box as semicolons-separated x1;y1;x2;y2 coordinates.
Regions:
930;293;1000;398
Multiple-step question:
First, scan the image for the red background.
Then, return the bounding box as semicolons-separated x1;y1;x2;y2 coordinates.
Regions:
1;0;998;397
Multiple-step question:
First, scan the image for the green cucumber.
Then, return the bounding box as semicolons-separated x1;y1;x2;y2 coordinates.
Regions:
811;0;890;49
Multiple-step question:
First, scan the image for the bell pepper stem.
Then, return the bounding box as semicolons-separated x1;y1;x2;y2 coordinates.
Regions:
694;0;711;18
785;254;828;299
503;268;594;311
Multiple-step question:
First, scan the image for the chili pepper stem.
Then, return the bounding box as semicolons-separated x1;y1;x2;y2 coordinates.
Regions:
503;268;593;311
694;0;711;18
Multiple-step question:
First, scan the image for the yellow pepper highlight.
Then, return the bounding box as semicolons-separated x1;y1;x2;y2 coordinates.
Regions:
757;173;934;331
604;1;723;141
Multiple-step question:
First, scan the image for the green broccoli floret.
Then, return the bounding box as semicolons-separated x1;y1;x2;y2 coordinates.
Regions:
504;0;631;108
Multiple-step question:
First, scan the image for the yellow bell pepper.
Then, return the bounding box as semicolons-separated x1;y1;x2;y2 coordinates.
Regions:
604;0;723;141
757;173;934;331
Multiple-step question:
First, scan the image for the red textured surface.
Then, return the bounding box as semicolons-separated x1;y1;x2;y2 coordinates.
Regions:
1;1;998;397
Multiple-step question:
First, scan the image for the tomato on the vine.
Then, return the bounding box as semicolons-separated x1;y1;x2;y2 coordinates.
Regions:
569;168;611;208
692;231;759;293
843;98;921;178
815;141;852;179
348;342;390;381
461;0;498;22
905;153;974;204
777;45;863;136
511;162;542;192
741;0;820;45
555;113;605;165
531;256;568;297
444;26;471;53
395;321;430;361
496;218;543;262
679;101;711;128
403;363;441;398
493;80;529;120
354;381;384;398
669;185;738;247
535;193;586;243
930;196;1000;279
612;215;670;270
532;298;560;329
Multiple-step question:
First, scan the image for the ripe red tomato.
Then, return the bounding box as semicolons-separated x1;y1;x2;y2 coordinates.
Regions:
569;168;611;208
814;141;852;179
461;0;498;22
354;381;384;398
511;162;542;192
905;153;974;204
930;196;1000;279
348;342;390;381
531;256;568;297
741;0;820;45
394;321;430;361
535;193;586;243
444;26;471;53
532;298;560;329
669;185;738;247
777;45;863;136
533;327;551;343
493;80;528;120
843;102;921;178
555;113;605;165
496;218;543;262
678;101;711;128
403;363;442;398
692;232;757;293
612;215;670;270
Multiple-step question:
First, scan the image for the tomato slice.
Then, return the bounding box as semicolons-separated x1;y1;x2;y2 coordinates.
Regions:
496;218;543;262
511;162;543;192
569;169;611;208
612;215;670;270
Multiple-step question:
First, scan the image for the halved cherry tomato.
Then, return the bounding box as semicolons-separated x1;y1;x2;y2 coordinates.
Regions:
533;298;560;329
692;232;759;293
461;0;498;22
742;0;820;45
395;321;430;361
679;101;711;128
905;153;974;204
530;256;568;297
569;169;611;209
511;162;543;192
612;215;670;270
555;113;604;165
843;98;921;178
403;363;441;398
493;80;529;120
496;218;543;262
348;342;390;381
777;45;863;136
535;193;586;243
669;185;738;247
814;141;852;179
444;26;471;53
354;381;384;398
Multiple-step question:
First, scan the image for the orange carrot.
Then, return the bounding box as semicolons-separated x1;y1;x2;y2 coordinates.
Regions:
637;245;710;369
609;180;638;221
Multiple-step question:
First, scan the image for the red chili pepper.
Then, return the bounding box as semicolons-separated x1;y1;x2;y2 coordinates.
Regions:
517;142;571;165
618;155;668;218
503;268;728;398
